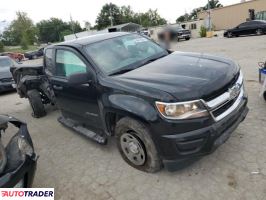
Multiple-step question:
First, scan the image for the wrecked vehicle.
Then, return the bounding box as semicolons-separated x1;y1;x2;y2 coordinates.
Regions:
11;65;56;118
11;32;248;172
0;115;37;187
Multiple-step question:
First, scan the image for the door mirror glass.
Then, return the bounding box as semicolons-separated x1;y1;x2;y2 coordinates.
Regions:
68;72;90;85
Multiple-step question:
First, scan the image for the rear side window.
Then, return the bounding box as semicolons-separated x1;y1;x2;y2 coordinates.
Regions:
44;48;53;74
55;50;87;77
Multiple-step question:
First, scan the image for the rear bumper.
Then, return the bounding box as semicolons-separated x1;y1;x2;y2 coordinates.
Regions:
153;96;248;171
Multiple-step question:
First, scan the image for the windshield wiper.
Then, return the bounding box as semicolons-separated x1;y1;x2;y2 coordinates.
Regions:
109;67;138;76
109;54;168;76
139;54;167;67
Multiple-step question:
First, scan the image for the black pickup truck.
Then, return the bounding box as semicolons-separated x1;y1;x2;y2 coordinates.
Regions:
11;32;248;172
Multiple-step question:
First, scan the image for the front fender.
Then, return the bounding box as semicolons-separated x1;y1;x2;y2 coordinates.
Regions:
105;94;159;122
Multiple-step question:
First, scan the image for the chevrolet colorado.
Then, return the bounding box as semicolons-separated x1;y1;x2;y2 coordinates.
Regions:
11;32;248;172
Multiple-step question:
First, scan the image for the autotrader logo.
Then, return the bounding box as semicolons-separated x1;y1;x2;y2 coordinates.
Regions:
0;188;54;200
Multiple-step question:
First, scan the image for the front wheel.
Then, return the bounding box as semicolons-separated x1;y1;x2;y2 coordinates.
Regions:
263;91;266;101
115;117;162;173
228;32;233;38
27;89;46;118
185;37;190;41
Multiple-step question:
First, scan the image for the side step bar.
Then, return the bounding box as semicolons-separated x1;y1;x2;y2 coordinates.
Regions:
58;116;107;145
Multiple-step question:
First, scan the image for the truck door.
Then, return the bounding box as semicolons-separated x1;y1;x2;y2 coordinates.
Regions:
48;46;102;131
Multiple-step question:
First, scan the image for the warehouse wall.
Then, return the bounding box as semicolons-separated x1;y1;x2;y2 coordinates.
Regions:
198;0;266;30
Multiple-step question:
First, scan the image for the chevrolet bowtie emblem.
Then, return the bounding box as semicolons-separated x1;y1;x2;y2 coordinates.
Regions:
229;83;241;100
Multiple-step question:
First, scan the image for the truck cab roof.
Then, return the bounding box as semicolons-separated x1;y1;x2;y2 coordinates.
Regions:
55;32;130;48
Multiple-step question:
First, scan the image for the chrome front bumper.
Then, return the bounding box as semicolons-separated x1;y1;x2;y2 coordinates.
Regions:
204;71;245;121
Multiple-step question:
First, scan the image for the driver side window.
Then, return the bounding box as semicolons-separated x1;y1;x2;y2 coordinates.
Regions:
55;49;87;77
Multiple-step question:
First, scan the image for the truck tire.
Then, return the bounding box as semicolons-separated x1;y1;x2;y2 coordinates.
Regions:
115;117;162;173
185;37;190;40
27;89;46;118
263;91;266;101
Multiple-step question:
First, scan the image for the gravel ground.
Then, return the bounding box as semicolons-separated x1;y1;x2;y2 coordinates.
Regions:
1;35;266;200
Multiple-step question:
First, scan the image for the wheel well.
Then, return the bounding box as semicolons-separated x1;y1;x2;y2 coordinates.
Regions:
105;112;149;136
105;112;123;136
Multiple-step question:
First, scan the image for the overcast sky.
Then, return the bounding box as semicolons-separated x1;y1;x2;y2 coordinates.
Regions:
1;0;241;28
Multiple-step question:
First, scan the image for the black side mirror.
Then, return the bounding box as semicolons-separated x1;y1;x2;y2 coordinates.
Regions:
68;72;91;85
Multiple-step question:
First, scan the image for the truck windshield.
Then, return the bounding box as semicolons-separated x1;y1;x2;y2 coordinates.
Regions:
0;58;12;68
85;34;168;75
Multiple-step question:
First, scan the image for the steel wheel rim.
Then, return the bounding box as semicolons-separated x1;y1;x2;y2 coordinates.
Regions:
228;32;232;38
120;132;146;166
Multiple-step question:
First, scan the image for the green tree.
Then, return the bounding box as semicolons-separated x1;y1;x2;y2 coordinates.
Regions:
190;7;203;20
176;8;202;23
199;25;207;37
138;9;167;27
120;6;135;24
20;32;28;50
2;11;36;46
204;0;223;10
0;41;4;52
95;4;167;30
95;3;122;30
176;13;189;23
36;18;82;43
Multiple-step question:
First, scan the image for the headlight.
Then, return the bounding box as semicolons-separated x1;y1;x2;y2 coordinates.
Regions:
155;100;209;119
18;136;33;156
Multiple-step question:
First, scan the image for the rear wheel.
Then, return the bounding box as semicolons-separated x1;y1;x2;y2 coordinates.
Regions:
115;117;162;173
27;89;46;118
256;29;263;36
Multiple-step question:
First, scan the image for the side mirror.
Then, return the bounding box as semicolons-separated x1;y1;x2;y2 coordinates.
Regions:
68;72;91;85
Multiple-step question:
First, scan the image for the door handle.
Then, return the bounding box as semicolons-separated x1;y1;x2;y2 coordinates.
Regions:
53;85;63;90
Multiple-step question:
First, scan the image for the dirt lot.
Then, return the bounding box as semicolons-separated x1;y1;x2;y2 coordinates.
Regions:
1;35;266;200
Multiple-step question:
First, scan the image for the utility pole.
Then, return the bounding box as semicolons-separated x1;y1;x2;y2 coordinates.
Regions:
109;8;113;26
207;0;211;31
70;14;78;39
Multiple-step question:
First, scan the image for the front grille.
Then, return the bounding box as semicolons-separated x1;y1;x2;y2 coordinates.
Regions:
204;72;240;101
0;78;13;83
205;71;244;121
212;98;237;117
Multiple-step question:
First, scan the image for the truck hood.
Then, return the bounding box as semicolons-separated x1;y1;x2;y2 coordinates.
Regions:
114;52;239;101
0;67;12;79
